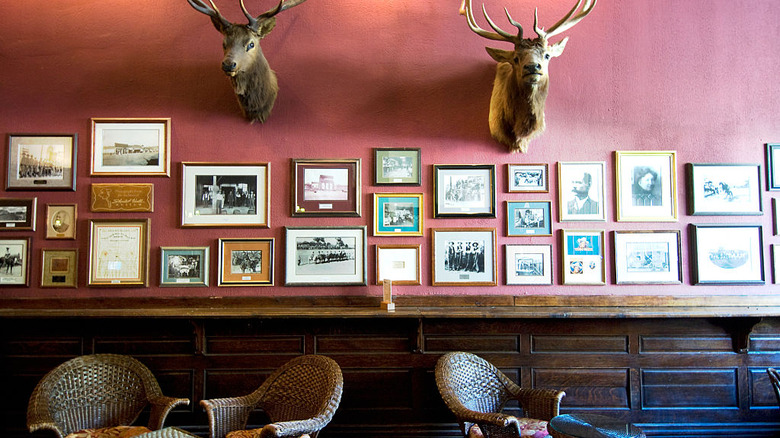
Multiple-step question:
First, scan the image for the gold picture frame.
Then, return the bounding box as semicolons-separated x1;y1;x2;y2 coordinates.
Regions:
87;218;150;287
45;204;77;239
90;118;171;176
41;249;78;288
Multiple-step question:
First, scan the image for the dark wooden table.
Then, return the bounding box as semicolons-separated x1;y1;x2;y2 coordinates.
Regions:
548;413;645;438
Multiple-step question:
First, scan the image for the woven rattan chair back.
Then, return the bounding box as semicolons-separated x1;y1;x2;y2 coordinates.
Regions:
768;368;780;407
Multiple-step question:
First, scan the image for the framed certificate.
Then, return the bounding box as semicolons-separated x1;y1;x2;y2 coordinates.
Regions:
87;219;150;287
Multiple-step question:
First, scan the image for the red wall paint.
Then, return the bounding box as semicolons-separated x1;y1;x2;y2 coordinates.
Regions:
0;0;778;298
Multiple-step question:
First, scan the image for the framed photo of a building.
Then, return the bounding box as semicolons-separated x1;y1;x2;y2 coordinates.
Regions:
292;158;361;217
558;161;606;222
767;143;780;191
560;229;605;285
433;164;496;218
687;163;762;215
41;248;78;288
90;118;170;176
374;148;421;185
506;201;552;236
0;198;37;231
87;219;150;287
6;133;77;191
613;230;682;284
180;162;270;228
373;193;423;236
615;151;678;222
45;204;77;239
431;228;497;286
0;237;31;287
160;246;209;287
218;238;273;287
505;244;553;285
690;224;764;285
508;163;548;193
375;244;421;285
285;226;367;286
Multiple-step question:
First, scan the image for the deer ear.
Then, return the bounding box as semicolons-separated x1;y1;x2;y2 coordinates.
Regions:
209;16;231;34
548;37;569;58
485;47;514;63
257;17;277;38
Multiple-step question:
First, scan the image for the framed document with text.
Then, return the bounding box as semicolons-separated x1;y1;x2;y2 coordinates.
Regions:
88;219;150;287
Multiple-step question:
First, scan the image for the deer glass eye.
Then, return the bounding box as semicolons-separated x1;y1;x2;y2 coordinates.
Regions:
246;41;255;52
544;53;551;60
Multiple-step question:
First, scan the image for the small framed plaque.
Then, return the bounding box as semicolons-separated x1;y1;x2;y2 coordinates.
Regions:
90;183;154;212
41;249;78;288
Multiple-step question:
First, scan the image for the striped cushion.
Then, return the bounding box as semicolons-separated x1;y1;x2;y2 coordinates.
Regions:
65;426;151;438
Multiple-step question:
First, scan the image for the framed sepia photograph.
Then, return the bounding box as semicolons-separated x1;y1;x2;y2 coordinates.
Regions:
690;224;764;285
505;244;553;285
615;151;678;222
613;230;682;284
508;163;549;193
6;133;77;190
506;201;552;236
0;198;37;231
375;244;421;285
40;248;78;288
431;228;497;286
45;204;77;239
292;158;361;217
374;148;421;185
767;143;780;191
0;237;31;286
433;164;496;218
558;161;607;222
181;162;270;228
687;163;762;215
373;193;423;236
285;226;367;286
218;238;273;287
90;118;170;176
160;246;209;287
560;229;606;285
87;219;150;287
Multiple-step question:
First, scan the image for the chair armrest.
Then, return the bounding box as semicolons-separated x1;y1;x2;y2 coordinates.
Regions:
201;397;257;438
27;421;66;438
147;396;191;430
512;388;565;421
257;416;332;438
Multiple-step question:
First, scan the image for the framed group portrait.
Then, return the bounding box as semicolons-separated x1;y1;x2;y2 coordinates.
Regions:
218;238;274;287
375;244;421;285
0;237;31;287
45;204;77;239
508;163;549;193
6;133;77;191
373;193;423;236
431;228;497;286
373;148;421;185
433;164;496;218
90;118;170;176
292;158;361;217
506;201;552;236
181;162;270;227
285;226;367;286
0;198;37;231
87;219;150;287
613;230;682;284
558;161;606;222
690;224;764;285
41;248;78;288
560;229;605;285
687;163;762;215
615;151;678;222
160;246;209;287
505;244;553;285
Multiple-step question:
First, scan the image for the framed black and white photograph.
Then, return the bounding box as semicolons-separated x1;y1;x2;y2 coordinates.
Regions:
292;158;361;217
160;246;209;287
41;248;78;288
0;197;37;231
0;237;31;287
373;193;423;236
6;133;77;191
374;148;421;185
615;151;678;222
433;164;496;218
505;244;552;285
218;238;274;287
181;162;270;227
506;201;552;236
560;229;605;285
285;226;367;286
90;118;170;176
613;230;682;284
508;163;548;193
767;143;780;191
375;244;421;285
690;224;764;285
687;163;762;215
558;161;607;222
431;228;497;286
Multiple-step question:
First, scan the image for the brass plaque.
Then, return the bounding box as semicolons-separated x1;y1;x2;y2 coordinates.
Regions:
90;183;154;212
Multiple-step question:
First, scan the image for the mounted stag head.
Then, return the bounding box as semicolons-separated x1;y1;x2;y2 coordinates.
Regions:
187;0;308;123
460;0;596;153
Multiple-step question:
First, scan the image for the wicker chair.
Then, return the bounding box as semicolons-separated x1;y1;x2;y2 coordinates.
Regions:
767;368;780;407
436;351;565;438
200;354;343;438
27;354;190;438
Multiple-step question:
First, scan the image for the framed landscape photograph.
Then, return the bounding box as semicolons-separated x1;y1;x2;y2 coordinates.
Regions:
90;118;170;176
0;198;37;231
505;244;553;285
218;238;274;287
373;193;423;236
615;151;678;222
45;204;77;239
613;230;682;284
6;133;77;190
375;244;421;285
87;219;150;287
431;228;497;286
433;164;496;218
558;161;606;222
506;201;552;236
690;224;764;285
0;237;30;286
508;163;548;193
292;158;361;217
285;226;367;286
160;246;209;287
181;162;270;227
374;148;421;185
41;248;78;288
767;143;780;191
687;163;762;215
561;229;605;285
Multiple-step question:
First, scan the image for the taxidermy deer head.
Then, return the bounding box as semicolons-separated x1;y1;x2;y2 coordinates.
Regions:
187;0;308;123
460;0;596;153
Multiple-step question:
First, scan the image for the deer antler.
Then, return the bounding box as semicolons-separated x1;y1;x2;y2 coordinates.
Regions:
459;0;524;44
243;0;309;31
534;0;596;40
187;0;232;29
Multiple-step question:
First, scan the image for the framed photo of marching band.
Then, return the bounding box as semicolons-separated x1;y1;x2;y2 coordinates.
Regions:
6;133;77;191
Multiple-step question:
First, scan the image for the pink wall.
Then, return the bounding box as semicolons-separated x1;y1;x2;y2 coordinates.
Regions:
0;0;778;298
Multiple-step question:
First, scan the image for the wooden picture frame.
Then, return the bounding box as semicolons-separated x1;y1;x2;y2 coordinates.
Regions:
558;161;607;222
292;158;361;217
431;228;497;286
180;162;270;228
284;226;367;286
613;230;682;284
87;218;150;287
615;151;678;222
90;118;170;176
508;163;549;193
687;163;762;215
375;244;421;285
560;229;606;285
0;197;37;231
433;164;496;218
505;244;553;285
767;143;780;191
6;133;77;190
45;204;77;239
373;193;423;236
374;148;421;185
690;224;764;285
506;201;552;236
0;237;31;287
160;246;209;287
218;238;274;287
41;248;78;288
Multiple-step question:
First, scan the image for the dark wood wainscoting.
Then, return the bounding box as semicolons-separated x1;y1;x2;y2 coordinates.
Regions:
4;316;780;437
